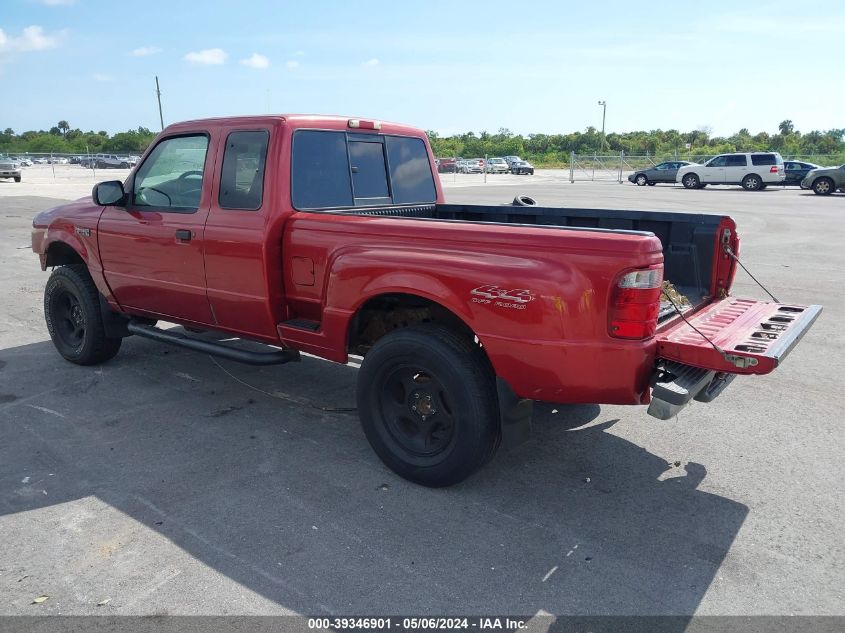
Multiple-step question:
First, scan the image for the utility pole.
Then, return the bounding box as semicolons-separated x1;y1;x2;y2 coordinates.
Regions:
597;100;607;153
155;76;164;131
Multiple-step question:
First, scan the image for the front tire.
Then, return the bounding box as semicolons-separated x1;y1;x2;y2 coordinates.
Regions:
44;265;122;365
812;177;834;195
682;173;700;189
356;324;500;487
635;174;648;186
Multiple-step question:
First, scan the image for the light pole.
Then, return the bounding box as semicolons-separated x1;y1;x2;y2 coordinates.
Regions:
597;100;606;153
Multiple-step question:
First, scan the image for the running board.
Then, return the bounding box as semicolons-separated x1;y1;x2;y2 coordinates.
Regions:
127;322;300;366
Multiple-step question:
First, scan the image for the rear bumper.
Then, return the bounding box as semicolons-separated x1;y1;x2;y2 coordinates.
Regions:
647;361;735;419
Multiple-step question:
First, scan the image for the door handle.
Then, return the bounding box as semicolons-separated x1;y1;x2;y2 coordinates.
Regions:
175;229;192;241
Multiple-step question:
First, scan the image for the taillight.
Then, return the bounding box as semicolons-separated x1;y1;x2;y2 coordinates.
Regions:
609;267;663;340
770;166;779;173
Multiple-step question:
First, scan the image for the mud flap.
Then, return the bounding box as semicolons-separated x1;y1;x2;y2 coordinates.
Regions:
496;377;533;448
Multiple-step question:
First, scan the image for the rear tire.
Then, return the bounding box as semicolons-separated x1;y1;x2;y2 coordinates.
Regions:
812;177;834;195
357;324;500;487
742;174;762;191
682;173;700;189
44;265;122;365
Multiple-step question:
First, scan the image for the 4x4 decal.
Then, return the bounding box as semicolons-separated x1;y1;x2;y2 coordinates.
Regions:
470;285;535;310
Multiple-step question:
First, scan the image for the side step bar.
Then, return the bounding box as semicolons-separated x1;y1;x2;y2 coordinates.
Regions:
127;322;300;366
647;361;735;420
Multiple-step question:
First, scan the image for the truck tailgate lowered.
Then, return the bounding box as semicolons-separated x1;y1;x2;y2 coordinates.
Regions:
657;298;822;375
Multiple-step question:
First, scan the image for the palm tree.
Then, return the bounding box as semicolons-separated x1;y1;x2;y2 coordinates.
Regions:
57;120;70;138
778;120;794;135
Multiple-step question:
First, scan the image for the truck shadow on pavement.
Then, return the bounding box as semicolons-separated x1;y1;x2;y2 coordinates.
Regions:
0;334;748;618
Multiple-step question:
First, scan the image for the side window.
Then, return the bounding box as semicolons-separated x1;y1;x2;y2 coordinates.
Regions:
291;130;437;210
291;130;353;209
726;155;747;167
708;156;728;167
385;135;436;204
133;135;209;212
348;139;390;203
751;154;776;166
219;130;269;210
655;163;668;170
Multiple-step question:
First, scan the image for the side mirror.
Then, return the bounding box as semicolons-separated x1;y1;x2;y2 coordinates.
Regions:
93;180;126;206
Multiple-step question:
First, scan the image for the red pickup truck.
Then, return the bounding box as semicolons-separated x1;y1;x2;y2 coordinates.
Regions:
31;115;821;486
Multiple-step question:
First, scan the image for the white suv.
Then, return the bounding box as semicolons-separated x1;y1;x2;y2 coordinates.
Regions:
676;152;785;191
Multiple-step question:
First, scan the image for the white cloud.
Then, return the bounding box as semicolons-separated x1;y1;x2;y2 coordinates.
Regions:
363;58;379;66
93;73;111;82
38;0;75;5
0;26;61;53
184;48;227;65
240;53;269;69
129;46;162;57
285;60;299;69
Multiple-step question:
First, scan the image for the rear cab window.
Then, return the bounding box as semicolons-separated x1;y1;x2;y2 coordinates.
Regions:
291;130;436;210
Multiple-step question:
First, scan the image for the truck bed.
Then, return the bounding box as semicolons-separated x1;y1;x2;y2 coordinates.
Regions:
346;203;728;314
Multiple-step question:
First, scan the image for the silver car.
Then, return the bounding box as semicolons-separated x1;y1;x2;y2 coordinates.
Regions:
0;156;22;182
801;164;845;195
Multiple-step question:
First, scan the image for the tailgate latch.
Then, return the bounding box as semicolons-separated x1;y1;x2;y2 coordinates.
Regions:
723;354;759;369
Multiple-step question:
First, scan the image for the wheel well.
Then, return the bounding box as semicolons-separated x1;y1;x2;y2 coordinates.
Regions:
45;241;85;268
348;293;476;356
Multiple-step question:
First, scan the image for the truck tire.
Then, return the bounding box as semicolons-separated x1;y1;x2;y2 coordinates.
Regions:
357;324;500;487
512;195;537;206
44;265;122;365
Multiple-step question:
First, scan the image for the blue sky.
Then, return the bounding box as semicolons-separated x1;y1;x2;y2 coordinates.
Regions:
2;0;843;136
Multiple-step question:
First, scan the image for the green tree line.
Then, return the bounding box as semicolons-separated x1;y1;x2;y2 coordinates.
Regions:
427;120;845;166
0;122;158;155
4;119;844;166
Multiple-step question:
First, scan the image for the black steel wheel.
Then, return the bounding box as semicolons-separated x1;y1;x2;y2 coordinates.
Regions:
44;265;122;365
357;324;500;487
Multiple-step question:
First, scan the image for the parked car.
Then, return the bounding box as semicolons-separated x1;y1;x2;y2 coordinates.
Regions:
801;164;845;195
778;161;820;187
0;156;22;182
33;157;49;164
437;157;457;173
628;161;693;186
15;156;33;167
676;152;785;191
458;159;482;174
30;114;821;487
510;158;534;175
83;154;130;169
485;157;510;174
785;161;821;187
503;155;521;167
